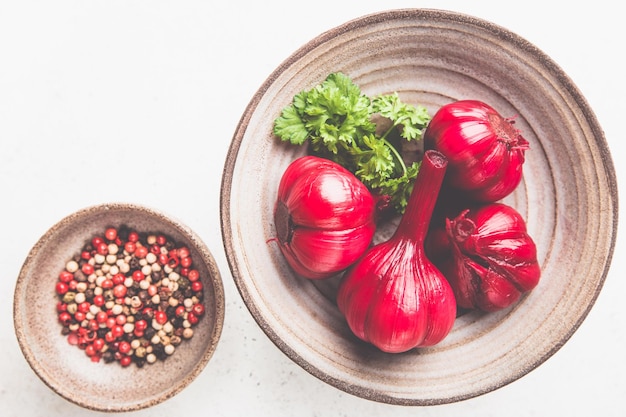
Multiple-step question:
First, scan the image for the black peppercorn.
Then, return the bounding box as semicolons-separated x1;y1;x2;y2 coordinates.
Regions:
133;357;146;368
171;317;183;328
74;270;87;282
129;258;140;270
152;344;167;360
144;327;156;340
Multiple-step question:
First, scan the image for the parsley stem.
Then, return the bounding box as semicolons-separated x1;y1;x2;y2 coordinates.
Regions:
383;138;407;177
381;124;408;177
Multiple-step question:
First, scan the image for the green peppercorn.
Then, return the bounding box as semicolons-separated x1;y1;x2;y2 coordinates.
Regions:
170;335;182;346
135;346;147;358
62;292;76;303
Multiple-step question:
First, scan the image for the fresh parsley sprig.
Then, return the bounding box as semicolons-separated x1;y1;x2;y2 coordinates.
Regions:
273;72;430;213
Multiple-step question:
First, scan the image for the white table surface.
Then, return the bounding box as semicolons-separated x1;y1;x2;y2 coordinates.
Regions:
1;1;624;415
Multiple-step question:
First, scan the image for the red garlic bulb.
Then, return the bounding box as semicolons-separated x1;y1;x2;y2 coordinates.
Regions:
424;100;529;202
273;155;377;279
431;203;541;312
337;150;456;353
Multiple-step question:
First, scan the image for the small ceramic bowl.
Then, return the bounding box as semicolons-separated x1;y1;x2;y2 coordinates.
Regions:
221;9;618;405
14;203;225;412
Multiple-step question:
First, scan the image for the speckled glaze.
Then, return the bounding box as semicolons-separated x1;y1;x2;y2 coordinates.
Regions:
221;9;618;405
13;203;225;412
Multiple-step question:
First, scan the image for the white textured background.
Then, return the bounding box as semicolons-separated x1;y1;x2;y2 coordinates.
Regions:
1;1;624;415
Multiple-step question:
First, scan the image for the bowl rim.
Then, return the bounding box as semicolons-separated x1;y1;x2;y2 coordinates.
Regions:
13;202;226;412
220;8;619;405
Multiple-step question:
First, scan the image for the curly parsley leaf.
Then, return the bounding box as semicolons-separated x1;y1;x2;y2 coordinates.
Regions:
375;161;421;213
273;96;310;145
372;93;431;141
273;72;430;213
274;72;374;154
353;134;395;187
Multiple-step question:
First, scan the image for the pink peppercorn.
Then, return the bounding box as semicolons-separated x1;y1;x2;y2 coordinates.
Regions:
178;247;190;259
112;273;125;286
96;242;109;255
96;311;108;323
192;303;205;316
181;256;193;268
134;245;148;259
119;355;132;367
104;227;118;241
124;241;136;254
58;270;73;282
105;317;116;329
118;341;131;355
58;312;72;325
187;312;199;325
147;285;157;297
85;344;97;357
149;244;160;255
158;253;169;265
111;325;124;339
93;294;105;307
56;282;69;295
191;281;203;292
134;319;147;332
84;330;96;342
132;270;144;282
187;269;199;282
88;320;99;332
168;253;180;268
81;263;94;275
92;236;104;248
92;338;105;352
154;310;168;325
142;307;154;318
113;284;127;298
77;337;88;349
67;332;79;345
115;314;126;325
